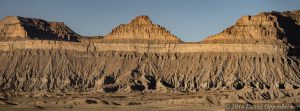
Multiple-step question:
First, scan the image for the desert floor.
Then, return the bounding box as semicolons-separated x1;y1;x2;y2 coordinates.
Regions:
0;90;299;111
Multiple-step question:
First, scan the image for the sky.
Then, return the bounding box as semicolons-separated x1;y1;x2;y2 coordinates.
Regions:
0;0;299;42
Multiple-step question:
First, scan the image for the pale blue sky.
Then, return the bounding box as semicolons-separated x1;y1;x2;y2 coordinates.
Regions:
0;0;299;42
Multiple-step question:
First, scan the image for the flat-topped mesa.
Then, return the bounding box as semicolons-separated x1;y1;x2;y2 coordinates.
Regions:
103;15;182;43
0;16;79;41
202;10;300;47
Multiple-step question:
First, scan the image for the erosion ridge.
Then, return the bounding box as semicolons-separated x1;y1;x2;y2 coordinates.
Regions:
0;16;79;41
0;10;300;99
202;10;300;46
103;15;182;43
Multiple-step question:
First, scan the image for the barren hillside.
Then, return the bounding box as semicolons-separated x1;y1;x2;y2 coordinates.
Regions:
0;16;79;41
103;15;182;43
0;10;300;105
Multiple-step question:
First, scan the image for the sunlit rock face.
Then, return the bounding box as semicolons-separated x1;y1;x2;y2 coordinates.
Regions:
103;15;182;43
0;16;79;41
202;10;300;46
0;10;300;98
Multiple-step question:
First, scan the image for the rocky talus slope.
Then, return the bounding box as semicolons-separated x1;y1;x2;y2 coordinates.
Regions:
103;15;182;43
0;16;79;41
0;10;300;100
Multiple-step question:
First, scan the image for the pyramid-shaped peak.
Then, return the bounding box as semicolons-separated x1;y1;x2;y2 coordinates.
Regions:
130;15;153;24
103;15;182;43
201;10;300;45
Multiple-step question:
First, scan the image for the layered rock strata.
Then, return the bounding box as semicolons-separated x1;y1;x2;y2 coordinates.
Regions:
0;40;286;54
103;15;182;43
0;10;300;96
0;16;79;41
202;10;300;47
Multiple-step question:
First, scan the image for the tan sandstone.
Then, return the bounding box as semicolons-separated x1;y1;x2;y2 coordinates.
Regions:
103;15;182;43
0;10;300;111
0;16;79;41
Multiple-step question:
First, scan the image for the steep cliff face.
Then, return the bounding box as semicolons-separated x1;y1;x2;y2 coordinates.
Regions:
0;16;79;41
103;15;182;43
202;10;300;47
0;11;300;97
281;10;300;25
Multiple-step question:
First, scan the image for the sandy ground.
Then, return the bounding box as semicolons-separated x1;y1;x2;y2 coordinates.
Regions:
0;90;299;111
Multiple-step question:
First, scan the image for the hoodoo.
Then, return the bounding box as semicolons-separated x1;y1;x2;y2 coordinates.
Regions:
0;16;79;41
103;15;182;43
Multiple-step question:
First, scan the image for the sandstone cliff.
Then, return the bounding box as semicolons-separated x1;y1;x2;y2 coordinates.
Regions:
103;15;182;43
0;10;300;100
202;10;300;47
0;16;79;41
79;36;104;43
